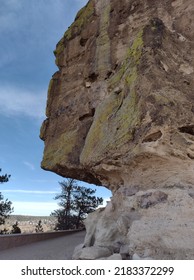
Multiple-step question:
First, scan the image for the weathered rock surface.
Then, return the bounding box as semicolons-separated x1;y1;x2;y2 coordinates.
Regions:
40;0;194;259
82;187;194;259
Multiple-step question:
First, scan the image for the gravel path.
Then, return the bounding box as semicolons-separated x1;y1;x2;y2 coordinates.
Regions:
0;231;85;260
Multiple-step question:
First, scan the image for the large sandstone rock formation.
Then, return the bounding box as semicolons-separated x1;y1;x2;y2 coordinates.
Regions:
40;0;194;259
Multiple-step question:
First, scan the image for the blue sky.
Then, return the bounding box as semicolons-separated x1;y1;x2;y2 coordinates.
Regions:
0;0;111;216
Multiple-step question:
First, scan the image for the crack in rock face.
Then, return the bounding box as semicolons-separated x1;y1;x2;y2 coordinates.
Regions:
40;0;194;259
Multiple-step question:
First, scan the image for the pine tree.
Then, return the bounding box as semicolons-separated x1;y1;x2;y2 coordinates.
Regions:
11;221;21;234
0;168;13;232
51;179;78;230
35;220;44;233
0;168;11;183
51;179;103;230
74;186;103;229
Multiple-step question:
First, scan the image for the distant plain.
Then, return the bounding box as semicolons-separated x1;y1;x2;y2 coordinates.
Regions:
0;215;57;233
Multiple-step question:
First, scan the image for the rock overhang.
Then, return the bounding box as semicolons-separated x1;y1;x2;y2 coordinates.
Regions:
40;0;194;192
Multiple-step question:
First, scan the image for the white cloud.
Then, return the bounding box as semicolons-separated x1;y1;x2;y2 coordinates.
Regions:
23;161;35;171
0;86;46;120
1;189;57;195
12;201;58;216
12;198;110;216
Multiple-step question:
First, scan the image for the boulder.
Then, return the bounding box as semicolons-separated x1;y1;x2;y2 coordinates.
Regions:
73;246;112;260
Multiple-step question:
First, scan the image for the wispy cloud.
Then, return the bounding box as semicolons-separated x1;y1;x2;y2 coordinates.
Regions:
12;198;108;216
23;161;35;171
0;2;22;34
1;189;57;195
0;86;46;120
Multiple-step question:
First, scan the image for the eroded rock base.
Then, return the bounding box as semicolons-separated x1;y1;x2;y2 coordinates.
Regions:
73;185;194;260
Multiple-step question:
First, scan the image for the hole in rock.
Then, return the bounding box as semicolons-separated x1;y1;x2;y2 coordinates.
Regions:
150;18;164;31
80;38;88;47
105;71;113;79
88;73;98;83
187;153;194;160
178;125;194;136
114;63;118;70
79;108;95;121
142;131;162;142
183;80;190;86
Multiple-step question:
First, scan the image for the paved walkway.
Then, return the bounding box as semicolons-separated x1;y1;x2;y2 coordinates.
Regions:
0;231;85;260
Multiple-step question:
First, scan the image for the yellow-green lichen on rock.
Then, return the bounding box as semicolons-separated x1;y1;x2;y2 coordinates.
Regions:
80;31;144;165
80;87;140;165
108;30;143;90
64;0;95;40
42;129;78;170
127;30;143;65
95;0;111;76
53;38;65;66
45;79;54;117
52;0;95;66
54;38;64;57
